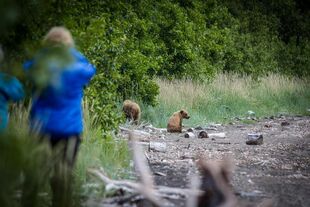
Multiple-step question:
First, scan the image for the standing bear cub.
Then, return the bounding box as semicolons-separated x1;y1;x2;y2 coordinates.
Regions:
122;100;141;124
167;109;190;133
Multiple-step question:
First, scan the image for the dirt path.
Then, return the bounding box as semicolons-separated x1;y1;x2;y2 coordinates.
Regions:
142;116;310;206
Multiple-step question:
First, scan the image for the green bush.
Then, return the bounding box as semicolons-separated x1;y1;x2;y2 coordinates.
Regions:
1;0;309;131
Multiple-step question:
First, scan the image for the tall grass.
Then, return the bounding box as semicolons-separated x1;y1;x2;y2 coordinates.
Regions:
76;100;131;185
142;73;310;127
0;101;131;206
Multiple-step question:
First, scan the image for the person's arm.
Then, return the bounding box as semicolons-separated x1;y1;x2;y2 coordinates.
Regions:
8;77;24;102
71;48;96;85
0;73;24;102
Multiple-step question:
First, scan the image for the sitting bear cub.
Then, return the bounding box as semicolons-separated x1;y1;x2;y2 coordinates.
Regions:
167;109;190;133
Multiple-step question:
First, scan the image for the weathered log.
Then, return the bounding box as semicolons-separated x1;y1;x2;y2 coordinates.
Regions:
119;126;151;140
208;132;226;138
149;142;167;152
88;169;203;199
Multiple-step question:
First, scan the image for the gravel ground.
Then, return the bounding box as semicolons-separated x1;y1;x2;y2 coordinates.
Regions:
140;116;310;207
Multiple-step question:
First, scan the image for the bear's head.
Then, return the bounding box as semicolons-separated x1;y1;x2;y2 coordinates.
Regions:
180;109;190;119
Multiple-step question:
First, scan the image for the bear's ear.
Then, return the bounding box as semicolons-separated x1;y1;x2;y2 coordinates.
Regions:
180;110;184;114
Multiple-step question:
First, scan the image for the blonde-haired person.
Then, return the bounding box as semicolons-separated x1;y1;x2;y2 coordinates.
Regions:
23;27;95;207
43;26;74;47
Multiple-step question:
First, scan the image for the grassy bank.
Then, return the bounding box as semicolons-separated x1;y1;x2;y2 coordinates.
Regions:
142;73;310;127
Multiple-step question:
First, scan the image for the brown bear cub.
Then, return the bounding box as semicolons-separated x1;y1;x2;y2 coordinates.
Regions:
122;100;141;124
167;109;190;133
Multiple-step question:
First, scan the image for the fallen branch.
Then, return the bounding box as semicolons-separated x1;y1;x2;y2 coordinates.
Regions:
88;169;202;199
128;132;162;206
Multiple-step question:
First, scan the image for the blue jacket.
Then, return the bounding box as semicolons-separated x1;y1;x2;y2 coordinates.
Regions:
0;72;24;131
24;47;96;137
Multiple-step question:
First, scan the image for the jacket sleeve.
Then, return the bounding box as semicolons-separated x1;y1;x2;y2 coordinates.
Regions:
81;61;96;85
7;77;25;101
0;73;24;102
71;48;96;85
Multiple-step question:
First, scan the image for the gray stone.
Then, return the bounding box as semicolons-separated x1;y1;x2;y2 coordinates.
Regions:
246;133;263;145
187;128;194;132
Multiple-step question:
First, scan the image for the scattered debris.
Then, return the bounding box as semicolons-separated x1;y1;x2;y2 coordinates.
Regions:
149;142;167;152
281;121;290;126
246;133;263;145
234;116;242;121
119;127;151;140
205;126;218;131
143;125;167;133
214;142;231;145
209;123;222;127
154;171;167;177
236;190;264;198
194;126;204;130
247;110;256;116
264;123;272;128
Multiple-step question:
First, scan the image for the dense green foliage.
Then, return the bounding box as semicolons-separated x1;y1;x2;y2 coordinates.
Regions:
1;0;309;131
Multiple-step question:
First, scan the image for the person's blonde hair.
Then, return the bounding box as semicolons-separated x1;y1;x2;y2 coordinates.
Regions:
43;26;74;47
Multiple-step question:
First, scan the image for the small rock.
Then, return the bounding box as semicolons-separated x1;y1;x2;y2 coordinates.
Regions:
281;121;290;126
307;109;310;112
187;128;194;132
198;130;209;138
184;132;196;138
246;133;263;145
